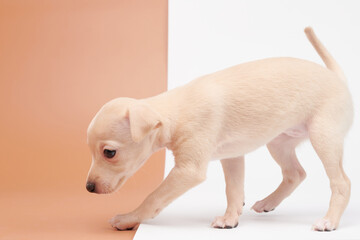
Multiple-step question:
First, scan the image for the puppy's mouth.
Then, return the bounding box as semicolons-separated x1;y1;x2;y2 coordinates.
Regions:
112;176;127;192
97;176;126;194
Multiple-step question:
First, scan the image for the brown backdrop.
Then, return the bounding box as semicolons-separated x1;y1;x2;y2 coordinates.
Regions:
0;0;167;239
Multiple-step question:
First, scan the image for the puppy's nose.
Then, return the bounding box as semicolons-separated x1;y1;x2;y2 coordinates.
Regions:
86;182;96;193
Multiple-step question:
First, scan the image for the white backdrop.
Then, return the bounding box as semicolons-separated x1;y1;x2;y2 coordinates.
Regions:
136;1;360;239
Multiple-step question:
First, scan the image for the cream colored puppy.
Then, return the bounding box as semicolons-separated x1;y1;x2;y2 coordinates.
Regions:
86;27;353;232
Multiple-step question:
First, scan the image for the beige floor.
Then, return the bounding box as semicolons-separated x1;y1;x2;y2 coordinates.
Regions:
0;152;164;240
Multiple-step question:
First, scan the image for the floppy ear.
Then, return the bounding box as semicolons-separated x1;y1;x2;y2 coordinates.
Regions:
127;103;162;143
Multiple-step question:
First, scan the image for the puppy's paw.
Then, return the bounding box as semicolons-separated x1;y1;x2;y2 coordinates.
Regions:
251;199;276;213
312;218;337;231
109;213;140;231
211;213;239;229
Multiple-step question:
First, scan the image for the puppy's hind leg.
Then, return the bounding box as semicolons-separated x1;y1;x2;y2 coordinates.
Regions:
252;132;307;213
212;156;245;229
309;113;351;231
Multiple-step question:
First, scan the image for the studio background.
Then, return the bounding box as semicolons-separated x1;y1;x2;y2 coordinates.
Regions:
0;1;167;239
135;1;360;239
1;1;359;239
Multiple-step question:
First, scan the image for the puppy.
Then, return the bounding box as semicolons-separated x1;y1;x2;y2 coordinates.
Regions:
86;27;353;231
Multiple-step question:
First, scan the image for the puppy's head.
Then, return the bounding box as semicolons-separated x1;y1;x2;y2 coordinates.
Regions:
86;98;162;194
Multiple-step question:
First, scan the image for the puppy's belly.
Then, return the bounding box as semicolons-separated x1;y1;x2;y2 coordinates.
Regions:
211;124;308;160
283;124;308;138
211;139;260;160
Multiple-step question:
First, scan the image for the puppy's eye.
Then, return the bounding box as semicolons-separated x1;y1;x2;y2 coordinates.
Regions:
103;149;116;158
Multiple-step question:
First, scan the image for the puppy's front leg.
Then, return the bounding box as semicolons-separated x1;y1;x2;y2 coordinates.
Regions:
110;161;208;230
212;156;245;229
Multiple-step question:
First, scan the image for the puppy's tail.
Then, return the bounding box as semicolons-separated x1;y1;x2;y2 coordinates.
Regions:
304;26;346;82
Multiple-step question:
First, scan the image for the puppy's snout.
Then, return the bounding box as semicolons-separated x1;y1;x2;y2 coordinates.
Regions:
86;182;96;193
